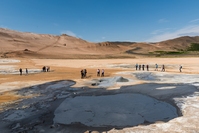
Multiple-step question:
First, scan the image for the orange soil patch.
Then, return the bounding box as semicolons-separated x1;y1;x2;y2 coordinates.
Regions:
1;57;199;106
0;92;24;110
0;59;120;105
0;92;35;111
0;92;21;104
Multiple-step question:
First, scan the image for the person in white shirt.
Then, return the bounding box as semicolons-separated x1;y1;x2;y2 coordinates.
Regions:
101;69;104;77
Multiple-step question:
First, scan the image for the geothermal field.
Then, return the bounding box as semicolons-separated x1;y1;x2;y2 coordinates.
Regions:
0;58;199;133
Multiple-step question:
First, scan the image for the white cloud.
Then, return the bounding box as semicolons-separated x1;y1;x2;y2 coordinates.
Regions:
151;28;171;35
60;30;77;37
158;18;169;23
189;19;199;23
102;37;106;39
147;25;199;42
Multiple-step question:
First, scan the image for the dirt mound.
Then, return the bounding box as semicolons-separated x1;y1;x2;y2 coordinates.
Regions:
1;50;39;58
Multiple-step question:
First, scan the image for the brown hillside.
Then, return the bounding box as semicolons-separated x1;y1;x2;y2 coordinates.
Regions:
98;42;161;55
0;28;199;58
154;36;199;51
0;28;135;58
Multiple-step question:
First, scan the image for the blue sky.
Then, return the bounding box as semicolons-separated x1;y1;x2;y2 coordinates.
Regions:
0;0;199;42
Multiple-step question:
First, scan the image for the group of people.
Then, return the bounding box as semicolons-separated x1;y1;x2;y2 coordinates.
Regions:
97;69;104;77
135;63;182;72
135;64;150;71
19;66;51;75
80;69;105;78
155;64;165;72
80;69;87;79
42;66;50;72
19;68;28;75
19;63;183;77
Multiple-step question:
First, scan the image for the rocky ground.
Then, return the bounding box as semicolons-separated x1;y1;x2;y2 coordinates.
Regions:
0;58;199;133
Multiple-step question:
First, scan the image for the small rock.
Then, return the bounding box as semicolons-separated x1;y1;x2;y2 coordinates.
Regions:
53;97;57;101
50;125;55;128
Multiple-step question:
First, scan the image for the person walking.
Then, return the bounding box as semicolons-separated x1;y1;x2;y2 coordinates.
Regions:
146;65;149;71
135;63;138;70
97;69;100;76
26;68;28;75
42;66;46;72
139;65;141;71
162;64;165;72
47;66;50;72
142;64;145;71
155;64;158;71
81;69;84;79
19;68;22;75
84;69;87;78
179;65;182;72
101;69;104;77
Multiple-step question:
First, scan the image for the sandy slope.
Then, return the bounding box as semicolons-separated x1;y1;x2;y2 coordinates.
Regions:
2;28;199;59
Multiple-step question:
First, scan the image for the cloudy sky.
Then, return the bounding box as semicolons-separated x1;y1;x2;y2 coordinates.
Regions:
0;0;199;42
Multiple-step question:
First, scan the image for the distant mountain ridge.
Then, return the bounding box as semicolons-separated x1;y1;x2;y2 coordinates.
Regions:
154;36;199;50
0;28;199;58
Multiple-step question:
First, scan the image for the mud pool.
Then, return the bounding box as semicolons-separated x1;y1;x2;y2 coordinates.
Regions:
54;93;178;127
1;65;199;132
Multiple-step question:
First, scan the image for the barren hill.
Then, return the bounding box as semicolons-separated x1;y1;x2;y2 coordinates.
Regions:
0;28;136;58
0;28;96;58
154;36;199;50
0;28;199;59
